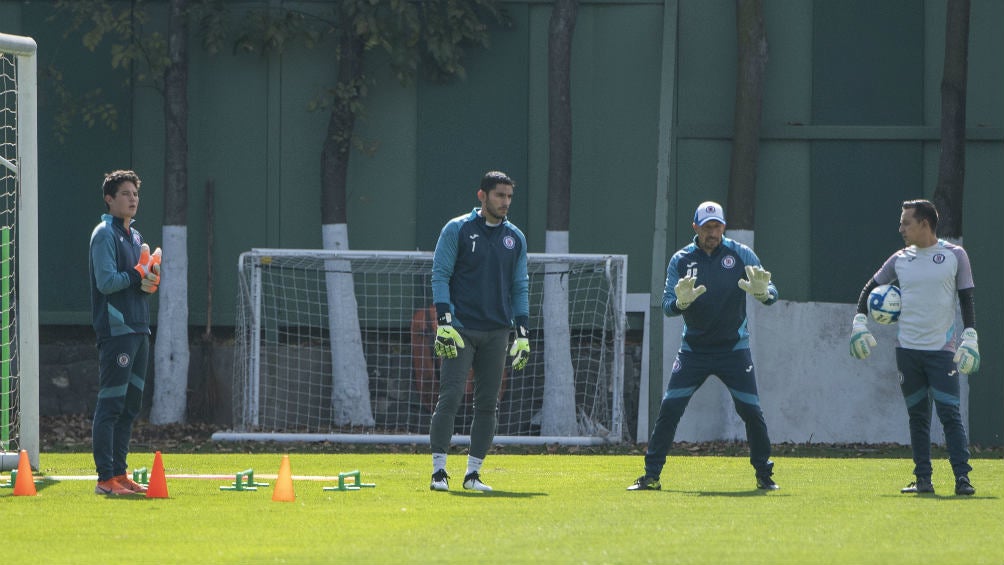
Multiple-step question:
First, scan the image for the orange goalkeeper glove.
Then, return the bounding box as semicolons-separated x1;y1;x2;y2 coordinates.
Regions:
134;244;162;293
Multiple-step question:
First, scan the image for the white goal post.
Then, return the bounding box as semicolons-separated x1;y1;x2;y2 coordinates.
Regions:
0;32;39;471
217;250;628;445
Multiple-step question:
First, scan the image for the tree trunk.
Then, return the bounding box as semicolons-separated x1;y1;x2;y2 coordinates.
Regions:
151;0;190;424
726;0;766;229
321;34;374;426
722;0;767;439
932;0;970;239
541;0;578;436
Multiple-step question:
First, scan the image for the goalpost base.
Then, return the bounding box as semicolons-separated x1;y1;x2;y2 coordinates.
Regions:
0;451;21;472
210;431;614;447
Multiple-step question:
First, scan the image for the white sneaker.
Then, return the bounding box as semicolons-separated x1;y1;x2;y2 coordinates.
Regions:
430;469;449;491
462;471;492;492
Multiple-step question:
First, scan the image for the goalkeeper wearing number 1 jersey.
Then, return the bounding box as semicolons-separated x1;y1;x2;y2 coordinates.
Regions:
628;201;780;492
428;171;529;493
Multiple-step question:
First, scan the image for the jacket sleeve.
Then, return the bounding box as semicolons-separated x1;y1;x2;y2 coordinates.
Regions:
90;227;133;295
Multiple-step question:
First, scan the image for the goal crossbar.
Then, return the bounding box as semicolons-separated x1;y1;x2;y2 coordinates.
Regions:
224;249;628;445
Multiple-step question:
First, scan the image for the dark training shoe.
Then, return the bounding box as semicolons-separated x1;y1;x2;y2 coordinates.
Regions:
626;475;661;491
955;475;975;496
900;476;935;494
756;475;779;490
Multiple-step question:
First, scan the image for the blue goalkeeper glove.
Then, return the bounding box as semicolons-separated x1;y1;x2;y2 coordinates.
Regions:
953;328;980;374
434;313;465;359
849;313;877;359
738;265;772;302
674;275;706;310
509;324;530;371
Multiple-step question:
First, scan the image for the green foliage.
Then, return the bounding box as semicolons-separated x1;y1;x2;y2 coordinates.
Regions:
54;0;171;84
48;0;172;142
5;453;1004;563
45;66;119;145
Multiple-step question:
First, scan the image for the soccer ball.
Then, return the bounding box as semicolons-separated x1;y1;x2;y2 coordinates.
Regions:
868;284;902;325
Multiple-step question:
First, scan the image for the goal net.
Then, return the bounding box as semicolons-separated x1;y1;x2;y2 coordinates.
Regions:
0;32;39;471
222;249;628;445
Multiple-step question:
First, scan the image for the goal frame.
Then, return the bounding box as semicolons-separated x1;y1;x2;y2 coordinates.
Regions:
217;249;628;446
0;32;39;471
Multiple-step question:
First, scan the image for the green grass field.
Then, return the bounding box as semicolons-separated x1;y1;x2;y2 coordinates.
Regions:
4;452;1003;564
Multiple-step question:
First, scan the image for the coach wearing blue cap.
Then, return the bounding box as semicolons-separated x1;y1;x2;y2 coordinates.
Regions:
628;200;781;491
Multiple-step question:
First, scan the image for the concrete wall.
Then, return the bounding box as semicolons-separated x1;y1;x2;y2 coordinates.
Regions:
660;299;967;445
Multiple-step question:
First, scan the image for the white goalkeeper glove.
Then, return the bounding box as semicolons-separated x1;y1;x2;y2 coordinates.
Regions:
953;328;980;374
674;275;706;310
738;265;772;302
434;321;465;359
509;324;530;371
849;313;877;359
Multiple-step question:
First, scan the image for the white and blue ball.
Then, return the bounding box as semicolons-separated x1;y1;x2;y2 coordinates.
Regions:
868;284;902;325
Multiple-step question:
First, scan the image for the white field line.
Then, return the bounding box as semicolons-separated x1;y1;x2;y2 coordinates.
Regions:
38;474;350;482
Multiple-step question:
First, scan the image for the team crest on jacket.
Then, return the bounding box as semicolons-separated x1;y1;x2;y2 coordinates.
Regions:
721;255;736;269
503;235;516;250
132;231;142;246
933;253;946;264
117;353;131;367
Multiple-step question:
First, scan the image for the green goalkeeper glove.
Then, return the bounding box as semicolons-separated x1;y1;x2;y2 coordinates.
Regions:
849;313;877;359
434;322;465;359
674;275;706;310
509;324;530;371
953;328;980;374
738;265;772;302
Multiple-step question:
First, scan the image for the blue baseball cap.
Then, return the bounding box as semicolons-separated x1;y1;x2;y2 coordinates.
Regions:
694;201;726;226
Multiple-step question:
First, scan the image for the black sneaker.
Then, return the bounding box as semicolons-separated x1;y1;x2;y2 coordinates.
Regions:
626;475;661;491
901;476;934;494
430;469;449;491
955;475;975;496
756;475;779;490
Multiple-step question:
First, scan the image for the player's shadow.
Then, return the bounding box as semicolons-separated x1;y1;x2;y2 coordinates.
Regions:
675;489;789;498
448;490;547;498
878;493;998;501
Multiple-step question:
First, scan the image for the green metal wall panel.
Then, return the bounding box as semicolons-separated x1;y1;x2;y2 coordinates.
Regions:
813;0;924;125
960;142;1004;445
568;4;662;280
415;6;530;253
810;141;922;303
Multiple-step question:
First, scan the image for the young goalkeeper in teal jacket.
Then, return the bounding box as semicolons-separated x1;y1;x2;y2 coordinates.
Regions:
89;170;161;496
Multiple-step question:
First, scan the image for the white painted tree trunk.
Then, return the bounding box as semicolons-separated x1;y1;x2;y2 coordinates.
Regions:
724;228;755;440
322;223;375;427
150;225;190;424
540;230;578;435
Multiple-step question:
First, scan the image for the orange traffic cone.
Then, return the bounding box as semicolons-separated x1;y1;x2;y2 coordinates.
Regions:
145;451;169;499
271;454;295;502
12;450;36;496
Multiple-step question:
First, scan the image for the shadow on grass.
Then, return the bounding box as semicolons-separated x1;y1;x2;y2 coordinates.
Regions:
878;493;998;501
672;489;788;498
447;490;548;498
